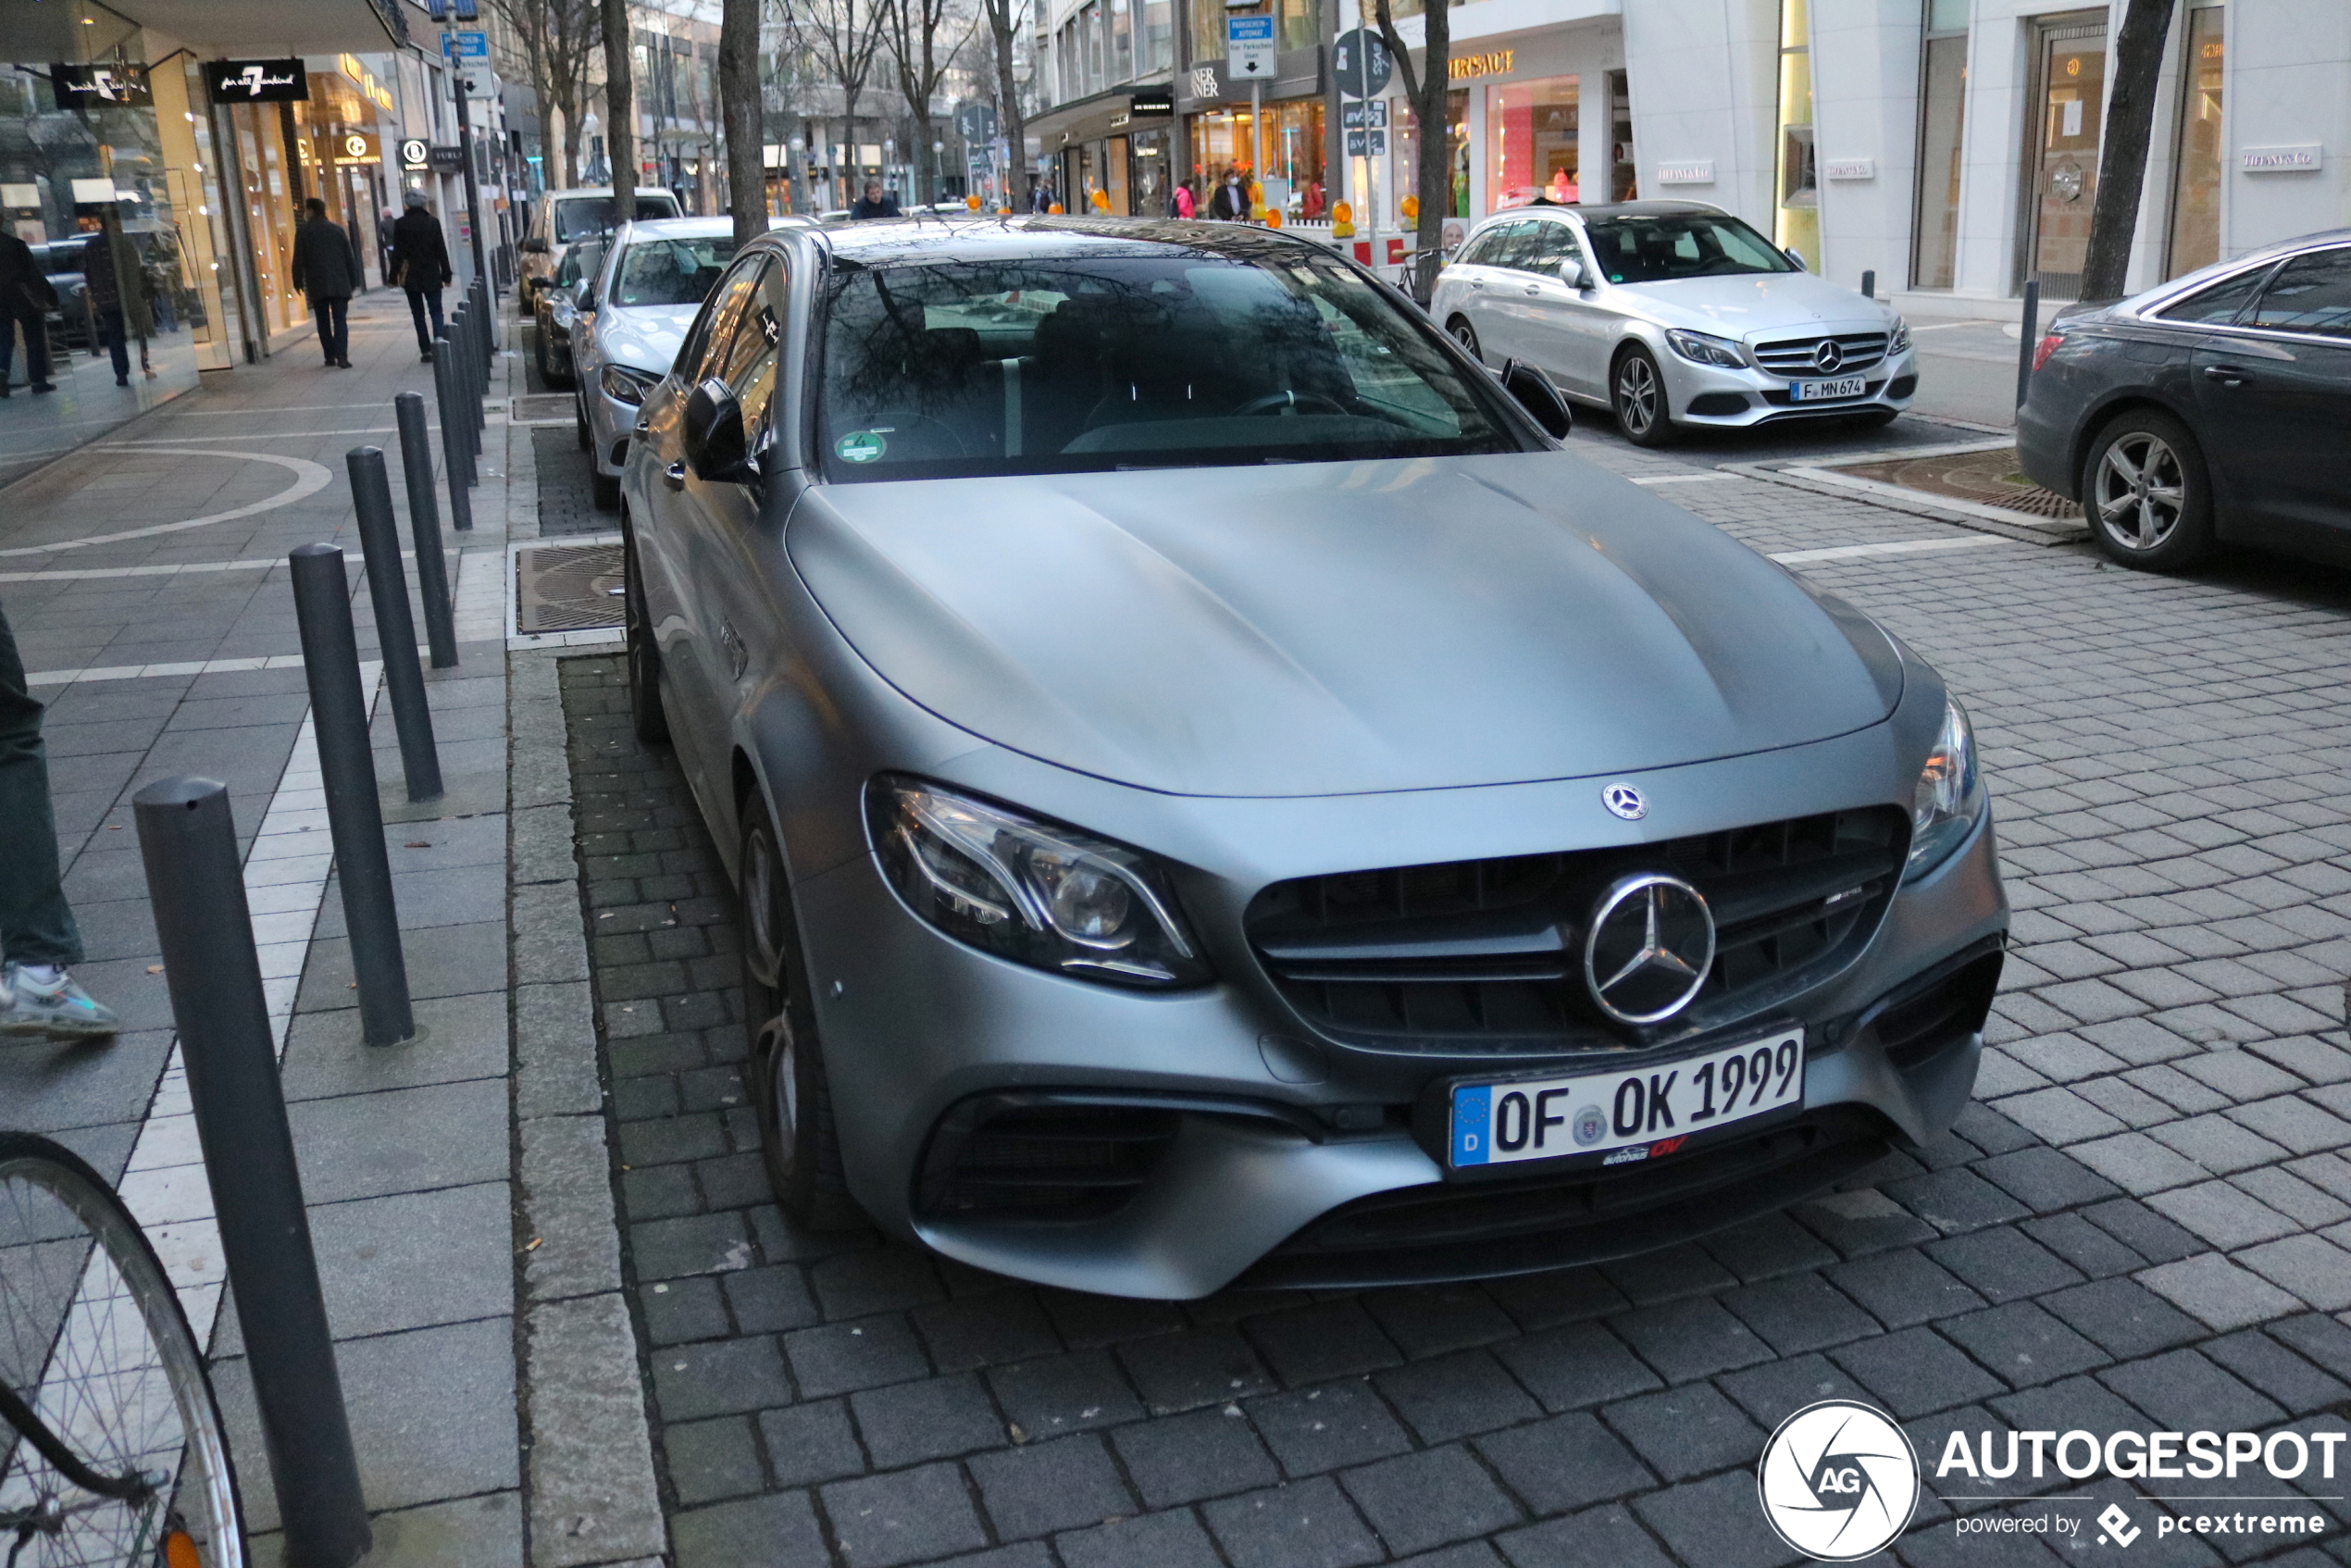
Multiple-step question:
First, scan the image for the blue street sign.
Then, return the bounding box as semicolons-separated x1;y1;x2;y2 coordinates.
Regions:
442;31;488;58
1226;15;1275;80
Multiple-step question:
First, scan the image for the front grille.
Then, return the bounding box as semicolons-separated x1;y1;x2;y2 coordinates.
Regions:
918;1102;1178;1223
1752;331;1890;376
1245;806;1908;1052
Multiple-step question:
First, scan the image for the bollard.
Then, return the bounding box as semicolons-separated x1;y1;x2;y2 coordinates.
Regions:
434;339;479;504
2016;278;2041;410
454;303;484;437
346;448;444;803
289;543;416;1047
1860;268;1875;300
133;776;372;1568
451;307;481;467
394;392;460;666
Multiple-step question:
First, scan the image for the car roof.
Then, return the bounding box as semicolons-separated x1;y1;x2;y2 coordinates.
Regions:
1484;200;1728;227
616;216;739;241
785;214;1350;268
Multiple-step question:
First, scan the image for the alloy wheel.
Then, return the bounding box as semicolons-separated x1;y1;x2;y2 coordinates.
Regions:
1616;355;1659;438
743;825;800;1174
2092;432;2187;552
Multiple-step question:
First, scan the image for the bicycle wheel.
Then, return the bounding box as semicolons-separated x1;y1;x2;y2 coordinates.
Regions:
0;1132;243;1567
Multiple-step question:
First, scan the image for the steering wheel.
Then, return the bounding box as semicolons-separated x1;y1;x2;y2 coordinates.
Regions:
1232;390;1350;417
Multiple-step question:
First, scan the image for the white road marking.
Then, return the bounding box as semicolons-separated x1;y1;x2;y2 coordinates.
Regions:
1629;473;1730;485
101;427;404;445
1769;536;2009;564
0;450;335;558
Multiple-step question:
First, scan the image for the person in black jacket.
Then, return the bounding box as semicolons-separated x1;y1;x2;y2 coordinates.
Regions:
80;209;150;387
390;191;454;362
0;231;57;395
290;197;361;368
850;180;902;220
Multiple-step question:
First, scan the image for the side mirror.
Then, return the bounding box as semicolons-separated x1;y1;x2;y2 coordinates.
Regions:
1500;358;1574;440
683;377;757;483
1784;246;1807;270
1559;255;1588;290
522;236;549;255
573;281;594;311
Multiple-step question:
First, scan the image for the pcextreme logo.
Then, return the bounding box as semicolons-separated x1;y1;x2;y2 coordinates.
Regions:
1757;1400;1921;1561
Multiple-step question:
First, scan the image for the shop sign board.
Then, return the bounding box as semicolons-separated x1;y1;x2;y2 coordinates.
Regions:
333;133;381;167
2242;144;2320;171
401;137;432;169
1654;160;1716;185
428;144;466;173
50;64;152;108
205;58;307;104
1333;29;1391;99
1226;16;1275;82
1822;157;1874;180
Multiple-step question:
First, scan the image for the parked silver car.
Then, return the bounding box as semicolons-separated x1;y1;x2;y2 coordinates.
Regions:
517;184;681;310
572;218;741;510
1431;200;1919;446
620;217;2007;1299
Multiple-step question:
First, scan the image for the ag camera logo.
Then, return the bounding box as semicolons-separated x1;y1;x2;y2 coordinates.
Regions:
1758;1400;1921;1561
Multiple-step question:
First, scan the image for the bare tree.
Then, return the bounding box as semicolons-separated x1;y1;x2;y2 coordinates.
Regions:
2079;0;2174;300
601;0;637;200
491;0;601;186
722;0;765;245
977;0;1026;207
792;0;890;204
884;0;980;204
1371;0;1455;301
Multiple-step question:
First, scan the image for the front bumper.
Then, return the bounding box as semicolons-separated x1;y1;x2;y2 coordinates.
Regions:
792;744;2006;1300
1661;346;1920;429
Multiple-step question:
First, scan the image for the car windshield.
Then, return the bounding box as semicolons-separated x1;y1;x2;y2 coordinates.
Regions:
612;236;732;306
1582;214;1795;284
816;251;1517;480
554;195;680;243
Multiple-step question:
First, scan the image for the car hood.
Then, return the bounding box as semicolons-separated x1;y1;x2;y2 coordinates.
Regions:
1613;271;1893;339
788;453;1901;797
591;303;700;373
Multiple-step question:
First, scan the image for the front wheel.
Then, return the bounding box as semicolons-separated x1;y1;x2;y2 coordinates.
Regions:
1611;344;1677;447
740;801;862;1231
621;517;667;744
2084;409;2213;571
575;392;591;452
1447;315;1482;364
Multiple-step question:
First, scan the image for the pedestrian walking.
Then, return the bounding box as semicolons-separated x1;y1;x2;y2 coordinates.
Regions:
1210;170;1250;221
291;196;361;368
1172;181;1195;219
1032;181;1056;215
80;208;151;388
0;596;119;1040
389;191;454;363
851;180;902;220
0;230;57;395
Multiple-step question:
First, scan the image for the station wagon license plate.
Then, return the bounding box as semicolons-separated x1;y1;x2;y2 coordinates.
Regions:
1449;1029;1804;1170
1791;375;1867;402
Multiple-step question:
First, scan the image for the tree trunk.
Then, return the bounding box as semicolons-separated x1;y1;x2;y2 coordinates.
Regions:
1373;0;1453;302
602;0;636;205
2079;0;2173;301
720;0;765;247
986;0;1025;207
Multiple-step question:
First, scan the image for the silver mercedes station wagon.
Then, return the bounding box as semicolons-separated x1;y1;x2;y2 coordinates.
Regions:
619;217;2008;1300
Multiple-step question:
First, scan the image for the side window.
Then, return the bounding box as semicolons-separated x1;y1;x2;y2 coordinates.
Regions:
2158;266;2272;325
675;257;764;388
1461;227;1508;267
1482;220;1536;272
2249;247;2351;339
718;260;789;444
1518;221;1575;276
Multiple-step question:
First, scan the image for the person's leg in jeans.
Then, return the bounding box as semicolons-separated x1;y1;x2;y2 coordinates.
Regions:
406;287;432;355
96;305;128;384
327;296;350;365
0;598;117;1038
315;297;340;364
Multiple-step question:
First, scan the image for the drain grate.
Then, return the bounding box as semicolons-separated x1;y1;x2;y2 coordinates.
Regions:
1833;446;2083;522
510;393;577;426
516;543;626;633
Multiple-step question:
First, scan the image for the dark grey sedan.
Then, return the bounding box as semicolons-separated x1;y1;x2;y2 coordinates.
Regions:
619;217;2008;1298
2018;228;2351;570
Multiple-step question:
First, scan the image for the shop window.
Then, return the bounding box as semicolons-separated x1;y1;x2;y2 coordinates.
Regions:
1143;0;1172;74
1487;75;1577;209
2019;11;2106;299
1608;70;1636;202
2165;5;2223;279
1909;0;1967;290
1394;90;1471;225
1278;0;1316;53
1189;0;1222;73
1113;0;1134;85
1773;0;1817;265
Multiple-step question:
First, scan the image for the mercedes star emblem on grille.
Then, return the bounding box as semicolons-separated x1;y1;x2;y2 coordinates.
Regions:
1813;340;1846;372
1601;782;1647;820
1583;873;1715;1026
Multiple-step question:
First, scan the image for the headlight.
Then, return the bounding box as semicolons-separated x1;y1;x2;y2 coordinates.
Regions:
1663;328;1747;369
1907;698;1986;879
1887;316;1912;355
867;777;1212;988
601;364;657;404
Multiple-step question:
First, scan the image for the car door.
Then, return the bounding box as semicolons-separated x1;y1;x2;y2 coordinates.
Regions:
1501;218;1597;393
1457;220;1531;354
640;255;765;799
2190;245;2351;536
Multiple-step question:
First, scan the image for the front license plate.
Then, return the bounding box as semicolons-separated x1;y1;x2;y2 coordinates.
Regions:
1449;1029;1805;1170
1791;375;1867;402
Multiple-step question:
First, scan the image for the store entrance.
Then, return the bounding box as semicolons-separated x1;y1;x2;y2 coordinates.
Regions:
2019;11;2107;301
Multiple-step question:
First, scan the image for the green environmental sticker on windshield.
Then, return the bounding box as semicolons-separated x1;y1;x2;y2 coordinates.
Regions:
836;430;889;463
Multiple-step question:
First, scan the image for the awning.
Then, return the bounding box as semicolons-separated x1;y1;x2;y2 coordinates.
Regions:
1027;82;1176;149
0;0;405;59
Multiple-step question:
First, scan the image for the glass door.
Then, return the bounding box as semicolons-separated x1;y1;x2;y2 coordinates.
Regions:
2018;12;2107;300
2166;4;2225;279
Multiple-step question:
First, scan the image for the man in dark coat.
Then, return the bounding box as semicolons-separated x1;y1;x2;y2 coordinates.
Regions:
851;180;902;219
290;196;361;367
390;191;454;362
1210;170;1250;221
0;230;57;395
80;208;149;387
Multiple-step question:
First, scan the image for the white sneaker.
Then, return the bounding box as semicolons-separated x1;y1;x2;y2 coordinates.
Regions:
0;964;121;1039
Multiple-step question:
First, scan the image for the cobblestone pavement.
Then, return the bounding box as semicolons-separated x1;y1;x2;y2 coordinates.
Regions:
551;424;2351;1568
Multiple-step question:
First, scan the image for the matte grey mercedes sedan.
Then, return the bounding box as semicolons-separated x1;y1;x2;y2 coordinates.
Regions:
619;217;2008;1300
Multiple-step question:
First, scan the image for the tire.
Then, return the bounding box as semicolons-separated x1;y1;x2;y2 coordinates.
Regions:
593;470;621;512
1843;408;1899;431
622;516;668;744
0;1132;247;1566
740;798;863;1231
576;392;591;452
2082;408;2214;571
1611;343;1677;447
1447;315;1482;364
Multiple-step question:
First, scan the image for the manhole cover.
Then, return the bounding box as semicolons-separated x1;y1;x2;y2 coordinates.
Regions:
511;393;577;425
1833;446;2082;521
516;543;625;632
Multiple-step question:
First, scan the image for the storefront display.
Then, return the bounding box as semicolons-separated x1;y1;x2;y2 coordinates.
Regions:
1487;74;1577;208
